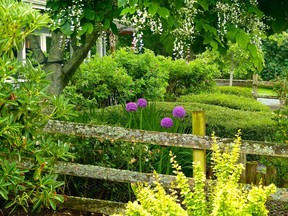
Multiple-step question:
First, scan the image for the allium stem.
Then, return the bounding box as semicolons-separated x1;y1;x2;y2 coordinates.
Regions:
139;109;143;173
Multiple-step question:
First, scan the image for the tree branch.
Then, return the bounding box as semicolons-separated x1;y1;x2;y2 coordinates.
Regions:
62;28;102;87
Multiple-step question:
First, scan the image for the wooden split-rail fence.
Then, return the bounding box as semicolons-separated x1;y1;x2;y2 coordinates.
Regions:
42;112;288;215
215;76;279;99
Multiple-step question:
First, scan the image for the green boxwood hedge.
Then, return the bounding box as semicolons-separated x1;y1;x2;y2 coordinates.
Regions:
177;93;271;112
157;102;275;141
211;86;253;98
89;102;275;141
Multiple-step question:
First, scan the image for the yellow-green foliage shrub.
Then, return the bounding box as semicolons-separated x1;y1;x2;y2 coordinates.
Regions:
114;134;276;216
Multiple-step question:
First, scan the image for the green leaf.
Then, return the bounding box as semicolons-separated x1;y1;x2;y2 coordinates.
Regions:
210;40;218;50
78;23;87;36
118;0;128;7
248;43;264;71
167;16;175;27
84;8;97;21
248;43;258;58
157;7;170;19
49;199;57;210
129;0;138;5
203;24;217;35
32;199;42;212
85;22;94;34
53;195;64;203
60;21;73;36
203;33;213;45
248;6;264;18
0;190;8;200
143;0;150;7
198;0;209;11
226;29;238;42
5;201;16;209
148;3;158;16
120;7;135;15
236;30;250;49
103;18;110;29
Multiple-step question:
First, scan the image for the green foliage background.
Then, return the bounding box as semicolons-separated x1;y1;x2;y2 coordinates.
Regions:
260;32;288;81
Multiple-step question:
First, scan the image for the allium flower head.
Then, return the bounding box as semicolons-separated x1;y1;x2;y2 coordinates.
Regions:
172;106;186;118
160;117;173;128
137;98;147;108
126;102;137;112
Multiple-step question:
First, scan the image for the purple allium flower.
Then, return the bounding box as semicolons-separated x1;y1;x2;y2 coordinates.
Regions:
137;98;147;108
160;117;173;128
126;102;137;112
172;106;186;118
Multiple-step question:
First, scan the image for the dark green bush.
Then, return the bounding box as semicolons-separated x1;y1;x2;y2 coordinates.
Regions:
210;86;252;98
260;32;288;81
64;55;134;109
158;56;219;101
114;48;169;101
64;48;219;108
177;93;270;112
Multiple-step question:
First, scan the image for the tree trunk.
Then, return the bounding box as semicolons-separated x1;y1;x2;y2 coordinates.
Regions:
229;70;234;86
28;29;102;95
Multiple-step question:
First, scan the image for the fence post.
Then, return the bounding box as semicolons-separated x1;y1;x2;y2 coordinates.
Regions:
245;161;258;184
252;74;258;98
192;111;206;177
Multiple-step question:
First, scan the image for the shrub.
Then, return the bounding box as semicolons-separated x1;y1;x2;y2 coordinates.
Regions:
0;1;74;212
114;134;276;216
158;102;275;141
177;93;271;112
114;48;169;101
0;58;74;213
210;86;253;98
260;32;288;81
64;55;134;109
158;56;219;101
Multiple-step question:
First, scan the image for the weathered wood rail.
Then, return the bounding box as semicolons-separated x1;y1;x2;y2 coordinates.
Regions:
215;79;274;88
45;120;288;158
43;120;288;214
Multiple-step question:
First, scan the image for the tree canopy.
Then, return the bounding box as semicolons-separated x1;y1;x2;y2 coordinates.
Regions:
118;0;287;71
24;0;288;94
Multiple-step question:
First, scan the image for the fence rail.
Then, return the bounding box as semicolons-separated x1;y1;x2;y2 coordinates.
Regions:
43;120;288;214
45;120;288;158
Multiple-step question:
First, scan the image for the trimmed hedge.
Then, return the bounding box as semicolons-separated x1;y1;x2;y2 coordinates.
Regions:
90;102;275;141
211;86;253;98
177;93;271;112
157;102;275;141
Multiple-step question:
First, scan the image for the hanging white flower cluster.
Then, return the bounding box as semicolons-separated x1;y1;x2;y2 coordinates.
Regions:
48;0;84;35
127;9;146;51
216;0;265;41
125;0;197;57
216;1;244;40
171;0;197;58
125;0;265;60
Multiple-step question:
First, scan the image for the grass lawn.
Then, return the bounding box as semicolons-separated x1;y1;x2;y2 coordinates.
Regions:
257;87;277;96
239;86;277;96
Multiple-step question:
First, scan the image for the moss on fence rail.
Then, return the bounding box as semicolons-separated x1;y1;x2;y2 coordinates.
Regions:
44;120;288;157
57;196;126;215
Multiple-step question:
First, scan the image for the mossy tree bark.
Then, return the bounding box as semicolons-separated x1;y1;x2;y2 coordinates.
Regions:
28;29;101;95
